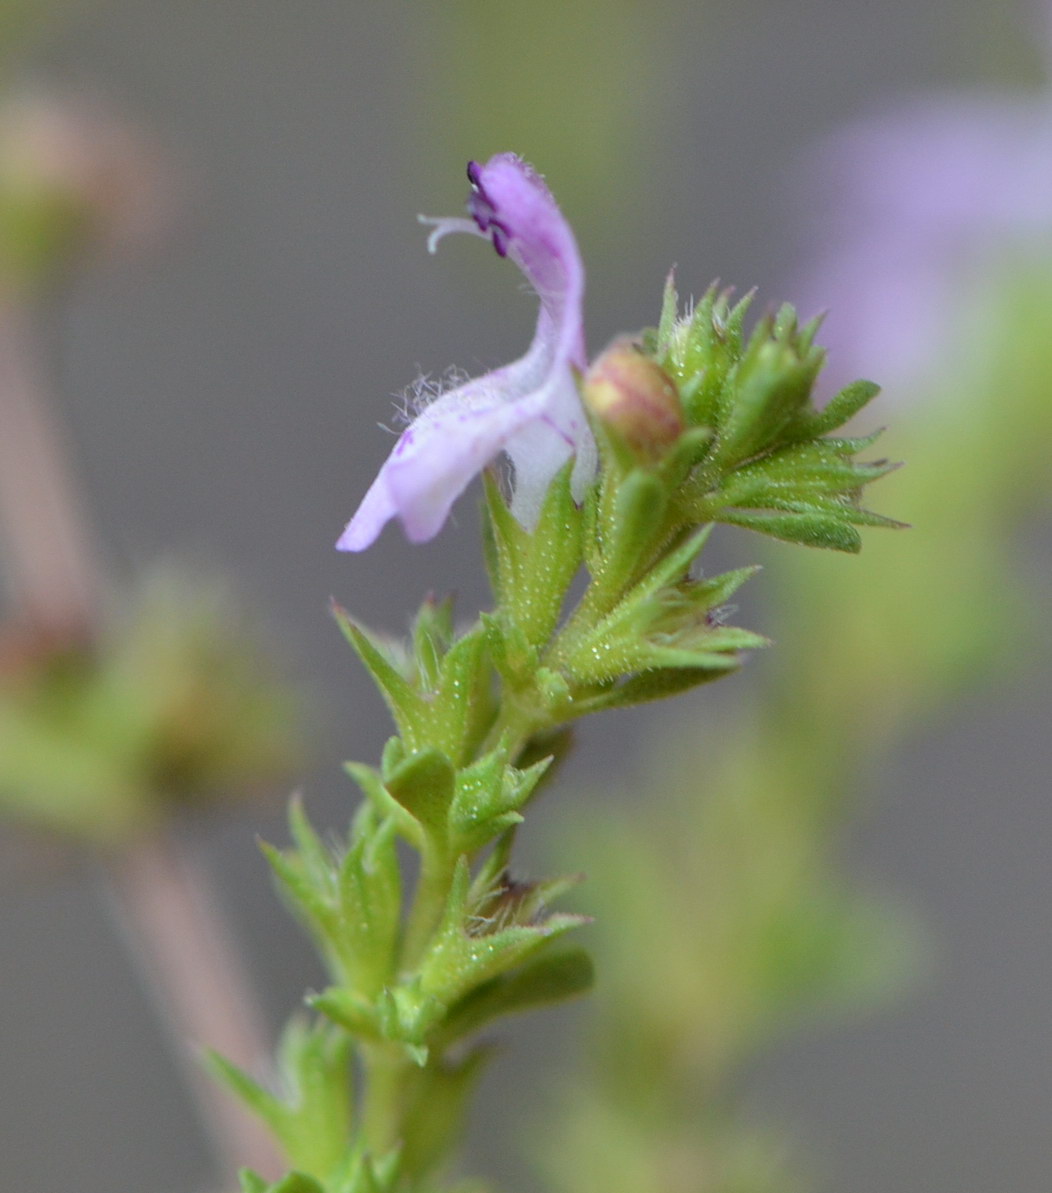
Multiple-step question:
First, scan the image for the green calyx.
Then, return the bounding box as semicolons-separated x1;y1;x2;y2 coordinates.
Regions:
645;276;904;553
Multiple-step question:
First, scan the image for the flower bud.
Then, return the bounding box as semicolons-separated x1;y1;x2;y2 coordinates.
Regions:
582;340;685;461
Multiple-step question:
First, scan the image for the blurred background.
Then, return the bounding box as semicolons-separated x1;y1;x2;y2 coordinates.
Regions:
1;1;1050;1191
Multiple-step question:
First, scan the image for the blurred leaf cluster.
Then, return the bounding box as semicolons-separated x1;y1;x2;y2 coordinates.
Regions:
0;569;301;845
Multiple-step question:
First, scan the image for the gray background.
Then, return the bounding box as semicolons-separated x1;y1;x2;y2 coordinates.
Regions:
1;2;1051;1191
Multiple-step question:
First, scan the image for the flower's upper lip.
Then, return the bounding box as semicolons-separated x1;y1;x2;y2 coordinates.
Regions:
467;159;512;257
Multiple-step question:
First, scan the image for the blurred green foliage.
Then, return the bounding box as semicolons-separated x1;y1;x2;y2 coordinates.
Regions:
0;569;302;845
0;0;81;77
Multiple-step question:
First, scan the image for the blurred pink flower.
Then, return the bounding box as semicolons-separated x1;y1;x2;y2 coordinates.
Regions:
337;154;595;551
796;22;1052;392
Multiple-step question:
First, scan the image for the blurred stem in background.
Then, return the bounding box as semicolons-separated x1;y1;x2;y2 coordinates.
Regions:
0;89;298;1186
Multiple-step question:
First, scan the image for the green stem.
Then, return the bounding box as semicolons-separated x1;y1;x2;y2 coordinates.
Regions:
360;1042;413;1157
401;843;456;970
477;685;548;759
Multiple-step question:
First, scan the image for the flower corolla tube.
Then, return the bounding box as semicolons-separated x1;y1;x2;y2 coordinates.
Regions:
337;154;596;551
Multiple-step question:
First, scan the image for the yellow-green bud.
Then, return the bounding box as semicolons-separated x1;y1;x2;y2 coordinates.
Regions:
582;340;685;461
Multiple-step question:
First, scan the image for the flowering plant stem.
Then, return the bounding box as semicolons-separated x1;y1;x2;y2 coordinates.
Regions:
216;157;900;1193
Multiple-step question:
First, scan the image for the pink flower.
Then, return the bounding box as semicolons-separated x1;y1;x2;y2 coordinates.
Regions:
795;3;1052;393
337;154;595;551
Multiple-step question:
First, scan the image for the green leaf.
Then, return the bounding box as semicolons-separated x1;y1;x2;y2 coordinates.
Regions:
480;611;538;687
593;469;669;595
432;626;494;763
331;603;427;749
714;337;822;467
418;858;587;1010
269;1174;326;1193
447;747;552;853
206;1050;286;1138
555;542;766;686
274;1018;354;1178
410;596;455;690
483;465;582;648
262;839;339;960
654;268;679;357
799;378;881;437
383;747;456;842
574;664;734;713
718;509;863;552
438;947;594;1043
212;1018;353;1182
337;816;401;996
309;986;382;1040
379;735;405;780
288;796;336;890
345;762;421;843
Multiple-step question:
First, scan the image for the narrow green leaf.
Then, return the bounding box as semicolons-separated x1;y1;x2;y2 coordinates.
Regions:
287;797;334;889
575;665;732;713
411;596;454;691
344;762;420;842
435;626;493;762
482;471;526;607
308;986;381;1040
439;947;595;1043
384;747;456;841
260;841;339;949
655;269;679;356
596;469;668;594
519;462;583;645
270;1175;326;1193
331;602;426;747
803;378;881;436
379;735;405;780
719;509;863;552
205;1050;286;1137
337;819;400;996
485;463;581;648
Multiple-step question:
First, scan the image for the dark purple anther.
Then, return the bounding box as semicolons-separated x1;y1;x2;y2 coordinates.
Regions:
467;179;512;257
490;224;509;257
468;189;493;229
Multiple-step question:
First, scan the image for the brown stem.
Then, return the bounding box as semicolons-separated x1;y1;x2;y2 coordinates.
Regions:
105;833;285;1182
0;292;283;1184
0;297;101;634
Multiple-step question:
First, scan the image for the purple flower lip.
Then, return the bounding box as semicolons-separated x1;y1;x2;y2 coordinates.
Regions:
336;154;596;552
